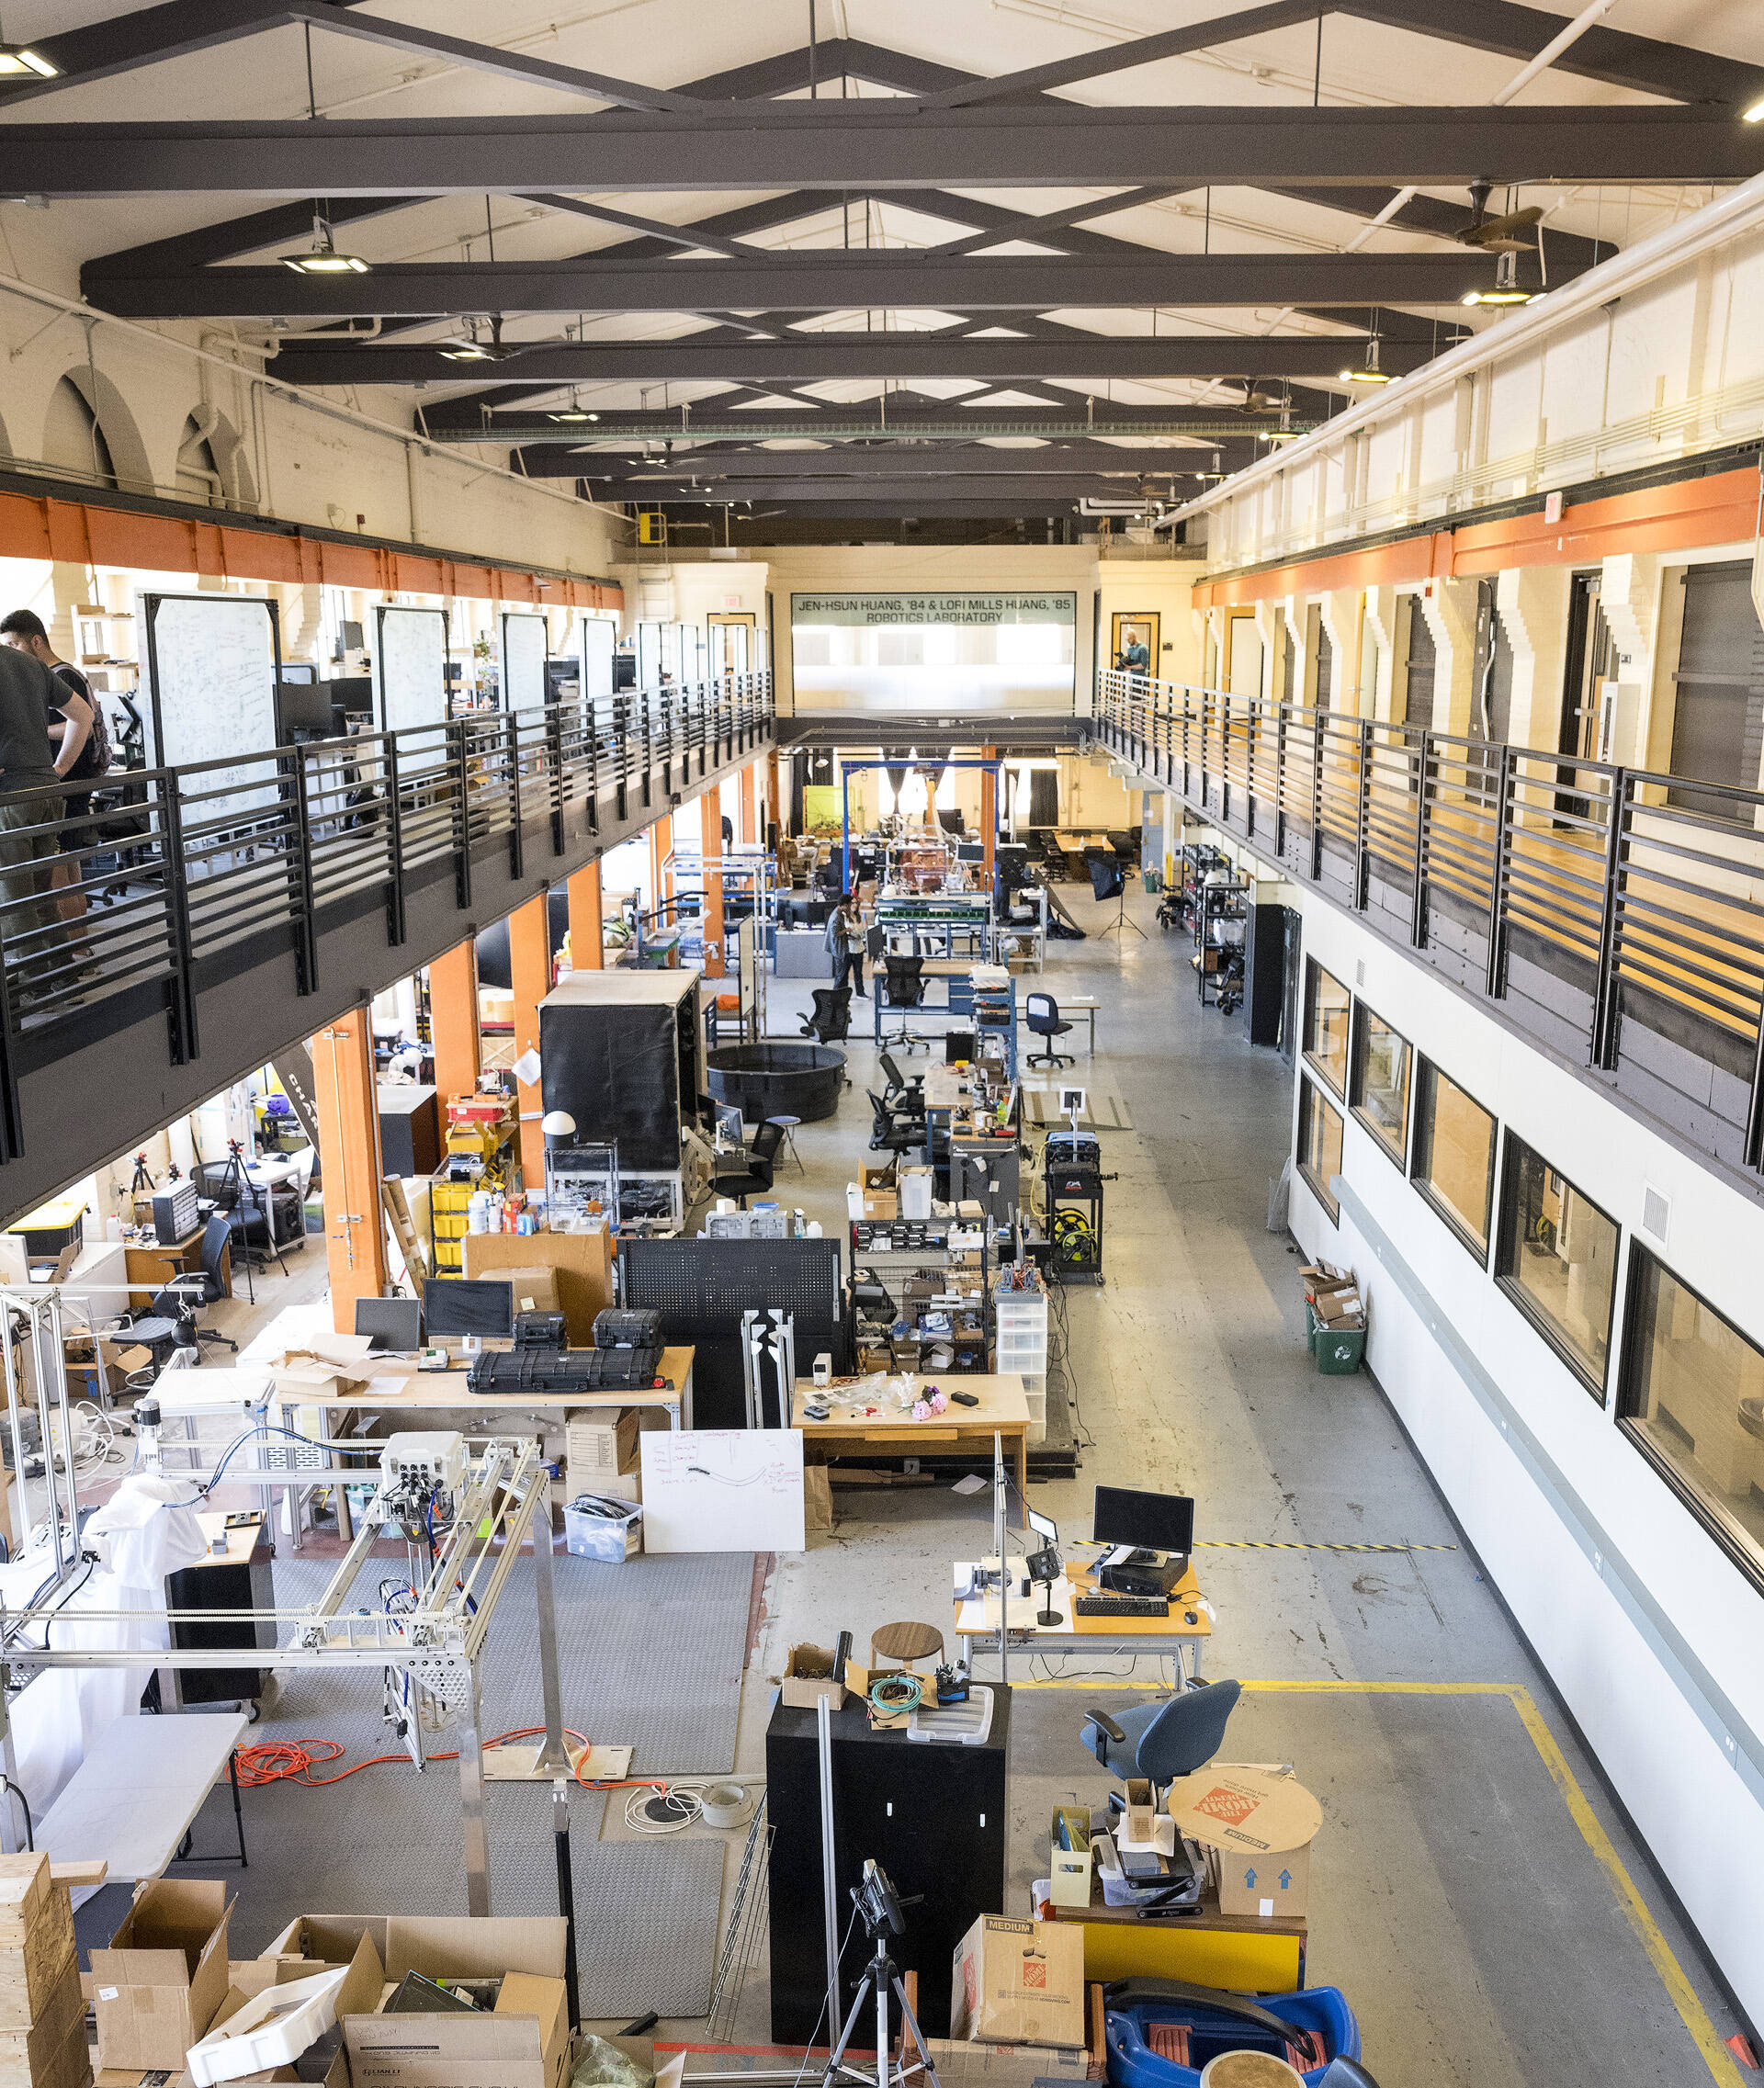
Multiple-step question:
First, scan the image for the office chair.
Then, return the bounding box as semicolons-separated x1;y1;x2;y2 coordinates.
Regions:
878;1051;924;1118
881;955;931;1055
1025;991;1076;1068
718;1119;784;1208
141;1214;239;1360
799;986;853;1044
1080;1678;1241;1798
866;1092;921;1156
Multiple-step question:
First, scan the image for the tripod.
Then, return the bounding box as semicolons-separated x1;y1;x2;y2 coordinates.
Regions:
1095;873;1146;942
214;1141;288;1302
821;1868;941;2088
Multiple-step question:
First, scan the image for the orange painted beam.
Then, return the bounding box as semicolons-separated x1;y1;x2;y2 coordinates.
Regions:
507;892;553;1187
739;762;756;845
567;860;605;972
703;818;726;979
429;939;481;1104
980;745;998;883
311;1004;390;1334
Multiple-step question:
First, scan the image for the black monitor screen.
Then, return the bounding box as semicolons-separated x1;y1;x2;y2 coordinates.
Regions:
716;1101;744;1143
424;1277;515;1340
1092;1485;1194;1557
355;1296;424;1352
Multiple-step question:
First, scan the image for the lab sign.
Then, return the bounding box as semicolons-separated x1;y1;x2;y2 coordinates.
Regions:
792;593;1076;627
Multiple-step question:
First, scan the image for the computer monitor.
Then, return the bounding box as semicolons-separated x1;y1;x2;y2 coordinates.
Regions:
280;661;318;683
355;1296;424;1353
956;841;985;863
423;1276;515;1341
277;682;341;737
1092;1485;1193;1566
715;1101;744;1145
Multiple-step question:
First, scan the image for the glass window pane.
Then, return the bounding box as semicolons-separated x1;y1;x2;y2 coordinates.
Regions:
1304;963;1350;1096
1351;1006;1410;1165
1620;1251;1764;1581
1412;1060;1495;1258
1298;1076;1343;1221
1497;1137;1619;1394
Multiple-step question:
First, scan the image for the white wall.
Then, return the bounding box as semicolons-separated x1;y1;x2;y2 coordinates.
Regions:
1286;892;1764;2026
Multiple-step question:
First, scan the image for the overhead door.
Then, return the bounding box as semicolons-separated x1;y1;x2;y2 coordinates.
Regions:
1669;561;1764;821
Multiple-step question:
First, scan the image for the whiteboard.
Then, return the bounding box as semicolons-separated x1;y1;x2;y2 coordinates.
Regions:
141;593;278;815
501;612;548;713
376;605;448;734
580;617;615;702
639;1428;805;1553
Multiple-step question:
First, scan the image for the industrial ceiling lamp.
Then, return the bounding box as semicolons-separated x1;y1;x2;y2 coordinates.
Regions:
1461;249;1536;308
282;210;369;276
1743;95;1764;122
0;40;56;74
1339;337;1392;385
440;318;515;363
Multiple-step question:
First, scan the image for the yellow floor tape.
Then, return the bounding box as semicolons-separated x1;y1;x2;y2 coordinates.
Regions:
1006;1674;1744;2087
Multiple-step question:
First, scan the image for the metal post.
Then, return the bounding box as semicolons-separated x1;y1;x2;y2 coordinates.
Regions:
1354;719;1373;910
382;733;408;947
817;1695;841;2044
553;1779;581;2030
529;1475;574;1774
2;1313;34;1556
458;1656;492;1914
993;1430;1008;1688
506;712;526;880
1410;731;1430;948
1309;712;1325;881
1485;743;1514;999
1589;767;1629;1070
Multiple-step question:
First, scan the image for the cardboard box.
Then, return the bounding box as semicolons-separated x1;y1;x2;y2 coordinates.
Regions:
91;1879;232;2071
577;1466;639;1506
1048;1809;1092;1911
0;1854;75;2028
1163;1766;1322;1920
1312;1288;1362;1325
261;1335;376;1405
337;1916;570;2088
948;1916;1086;2051
861;1161;897;1192
777;1644;846;1711
187;1935;383;2088
461;1228;613;1347
0;1954;85;2085
1121;1779;1156;1845
564;1410;638;1477
62;1337;151;1402
861;1192;899;1223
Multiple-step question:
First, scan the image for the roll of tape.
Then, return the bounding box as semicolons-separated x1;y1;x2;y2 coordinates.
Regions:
700;1781;752;1829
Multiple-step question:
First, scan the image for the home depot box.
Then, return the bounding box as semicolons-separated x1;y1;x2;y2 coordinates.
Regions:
948;1916;1085;2050
564;1409;639;1478
1163;1765;1323;1920
90;1879;232;2071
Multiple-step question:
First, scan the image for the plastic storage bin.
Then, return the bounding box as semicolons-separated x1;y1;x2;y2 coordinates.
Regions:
1306;1304;1365;1375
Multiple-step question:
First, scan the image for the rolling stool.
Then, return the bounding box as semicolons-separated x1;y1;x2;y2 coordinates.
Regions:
767;1113;804;1175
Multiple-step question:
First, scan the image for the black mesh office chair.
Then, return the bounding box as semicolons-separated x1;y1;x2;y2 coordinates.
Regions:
800;986;853;1044
878;1050;924;1118
1025;991;1075;1068
1080;1678;1241;1799
867;1092;921;1155
140;1214;238;1360
881;955;931;1055
719;1119;784;1208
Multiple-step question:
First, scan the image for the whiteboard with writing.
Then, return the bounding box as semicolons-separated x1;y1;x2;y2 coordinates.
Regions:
376;605;448;735
639;1428;805;1553
501;612;548;713
141;593;279;819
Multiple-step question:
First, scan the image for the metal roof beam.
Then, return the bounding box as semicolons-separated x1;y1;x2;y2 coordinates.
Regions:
521;442;1264;479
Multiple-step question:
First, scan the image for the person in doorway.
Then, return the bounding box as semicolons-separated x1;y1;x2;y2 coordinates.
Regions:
0;610;102;954
0;640;70;1001
825;888;865;998
1122;631;1151;674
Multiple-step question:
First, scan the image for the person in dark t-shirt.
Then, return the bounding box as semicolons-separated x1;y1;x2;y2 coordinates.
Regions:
0;609;101;953
0;641;68;995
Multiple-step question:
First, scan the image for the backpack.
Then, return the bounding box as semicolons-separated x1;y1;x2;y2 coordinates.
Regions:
55;663;111;782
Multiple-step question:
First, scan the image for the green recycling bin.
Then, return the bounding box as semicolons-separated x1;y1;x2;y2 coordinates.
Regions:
1306;1303;1365;1375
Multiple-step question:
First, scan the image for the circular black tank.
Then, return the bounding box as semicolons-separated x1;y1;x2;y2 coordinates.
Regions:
706;1041;845;1123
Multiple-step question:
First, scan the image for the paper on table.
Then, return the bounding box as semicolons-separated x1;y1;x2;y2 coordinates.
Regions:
952;1474;988;1495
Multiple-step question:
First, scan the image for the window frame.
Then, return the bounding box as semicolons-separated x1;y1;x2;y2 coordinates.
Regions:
1296;1073;1343;1225
1349;1000;1412;1170
1493;1129;1621;1404
1615;1244;1764;1597
1408;1055;1496;1265
1302;959;1351;1100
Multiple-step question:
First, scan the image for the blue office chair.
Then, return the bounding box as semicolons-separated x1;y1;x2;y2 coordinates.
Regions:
1080;1678;1241;1795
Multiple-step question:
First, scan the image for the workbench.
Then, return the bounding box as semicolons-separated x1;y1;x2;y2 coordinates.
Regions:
124;1227;230;1297
796;1370;1030;1494
1046;1878;1307;1993
954;1557;1212;1682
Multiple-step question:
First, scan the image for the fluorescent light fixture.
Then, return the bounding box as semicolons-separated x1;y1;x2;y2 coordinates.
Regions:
1339;363;1393;384
1744;96;1764;122
549;411;592;422
0;42;57;74
1258;428;1305;442
281;213;369;276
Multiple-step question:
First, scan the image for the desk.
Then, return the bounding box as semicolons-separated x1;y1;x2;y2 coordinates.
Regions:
954;1558;1211;1681
1046;1881;1306;1993
37;1710;248;1882
874;965;975;1044
1058;994;1101;1055
124;1227;229;1297
797;1371;1029;1494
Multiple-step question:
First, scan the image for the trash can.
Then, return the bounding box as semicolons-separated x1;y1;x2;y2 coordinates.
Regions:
1306;1304;1365;1375
1142;868;1162;893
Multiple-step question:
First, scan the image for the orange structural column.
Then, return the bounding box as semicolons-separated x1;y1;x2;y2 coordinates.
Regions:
739;762;756;845
703;814;726;978
312;1004;390;1334
567;860;604;972
429;939;481;1104
508;892;553;1187
980;746;998;884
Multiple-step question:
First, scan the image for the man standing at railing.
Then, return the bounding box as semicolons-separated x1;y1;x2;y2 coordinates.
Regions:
1;609;101;957
0;638;70;1005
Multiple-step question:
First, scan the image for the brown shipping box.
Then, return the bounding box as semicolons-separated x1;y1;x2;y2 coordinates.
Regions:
565;1411;639;1479
948;1916;1086;2050
1163;1765;1323;1920
183;1934;383;2088
337;1916;570;2088
0;1854;76;2027
461;1229;613;1347
777;1644;847;1711
91;1879;232;2071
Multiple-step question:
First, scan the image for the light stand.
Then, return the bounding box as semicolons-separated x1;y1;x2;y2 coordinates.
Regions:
820;1861;941;2088
1095;869;1146;942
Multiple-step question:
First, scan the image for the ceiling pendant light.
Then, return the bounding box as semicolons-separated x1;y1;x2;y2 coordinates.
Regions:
1461;249;1536;308
0;40;56;74
282;210;369;276
1339;333;1392;385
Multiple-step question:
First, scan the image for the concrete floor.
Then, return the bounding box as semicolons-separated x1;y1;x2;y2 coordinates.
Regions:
700;885;1745;2086
89;891;1744;2083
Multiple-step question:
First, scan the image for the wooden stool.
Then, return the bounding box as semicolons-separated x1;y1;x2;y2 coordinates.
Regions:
870;1621;944;1673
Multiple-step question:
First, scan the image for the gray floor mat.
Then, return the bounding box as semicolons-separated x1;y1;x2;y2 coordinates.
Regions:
563;1842;726;2020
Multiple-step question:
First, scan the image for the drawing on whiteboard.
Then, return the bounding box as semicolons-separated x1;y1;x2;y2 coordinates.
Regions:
140;593;280;821
639;1428;805;1553
376;604;448;734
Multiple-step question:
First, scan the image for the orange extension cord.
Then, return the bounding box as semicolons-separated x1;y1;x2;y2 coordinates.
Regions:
233;1727;666;1795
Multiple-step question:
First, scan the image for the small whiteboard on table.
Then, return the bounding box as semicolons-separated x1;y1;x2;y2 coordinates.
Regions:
501;612;548;713
140;593;280;814
375;604;449;734
639;1428;805;1553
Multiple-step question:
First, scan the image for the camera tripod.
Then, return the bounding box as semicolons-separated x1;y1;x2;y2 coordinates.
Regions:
821;1868;941;2088
213;1140;288;1302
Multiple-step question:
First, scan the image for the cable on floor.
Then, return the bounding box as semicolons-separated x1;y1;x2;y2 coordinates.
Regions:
624;1783;704;1834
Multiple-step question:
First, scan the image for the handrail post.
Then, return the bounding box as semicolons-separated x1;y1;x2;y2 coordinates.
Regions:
1309;709;1325;881
616;696;629;823
1589;767;1629;1069
641;694;653;809
1354;719;1373;910
288;744;320;996
1485;742;1513;998
506;709;526;880
547;701;566;856
1199;686;1211;808
587;699;601;835
382;731;407;947
0;820;25;1159
1221;694;1232;826
1274;700;1287;860
449;716;473;909
161;771;200;1064
1245;701;1257;838
1409;730;1430;948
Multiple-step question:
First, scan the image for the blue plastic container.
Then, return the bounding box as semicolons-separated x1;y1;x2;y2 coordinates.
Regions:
1105;1984;1360;2088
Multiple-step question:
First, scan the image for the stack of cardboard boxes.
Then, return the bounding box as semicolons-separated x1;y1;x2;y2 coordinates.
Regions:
0;1856;88;2088
1299;1261;1366;1373
563;1408;643;1562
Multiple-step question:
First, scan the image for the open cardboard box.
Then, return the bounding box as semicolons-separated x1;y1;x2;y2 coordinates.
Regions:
948;1915;1086;2052
177;1933;384;2088
777;1643;847;1711
260;1334;377;1404
1163;1764;1322;1920
91;1879;232;2072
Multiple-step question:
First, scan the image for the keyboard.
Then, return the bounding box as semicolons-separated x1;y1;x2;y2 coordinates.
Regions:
1075;1593;1170;1619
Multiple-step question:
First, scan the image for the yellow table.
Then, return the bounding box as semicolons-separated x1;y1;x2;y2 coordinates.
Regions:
1048;1880;1306;1992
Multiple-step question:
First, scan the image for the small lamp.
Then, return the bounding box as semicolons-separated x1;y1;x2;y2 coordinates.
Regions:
541;1109;577;1150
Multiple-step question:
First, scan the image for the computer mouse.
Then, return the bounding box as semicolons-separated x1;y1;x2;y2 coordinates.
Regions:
1184;1609;1199;1625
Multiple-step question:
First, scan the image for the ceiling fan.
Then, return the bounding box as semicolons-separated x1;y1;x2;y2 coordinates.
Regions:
1456;179;1544;253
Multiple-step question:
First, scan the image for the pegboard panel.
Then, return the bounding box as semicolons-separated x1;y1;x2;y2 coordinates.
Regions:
621;1237;842;1331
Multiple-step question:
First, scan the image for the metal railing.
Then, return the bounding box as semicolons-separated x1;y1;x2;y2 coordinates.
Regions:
1097;669;1764;1181
0;672;774;1164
